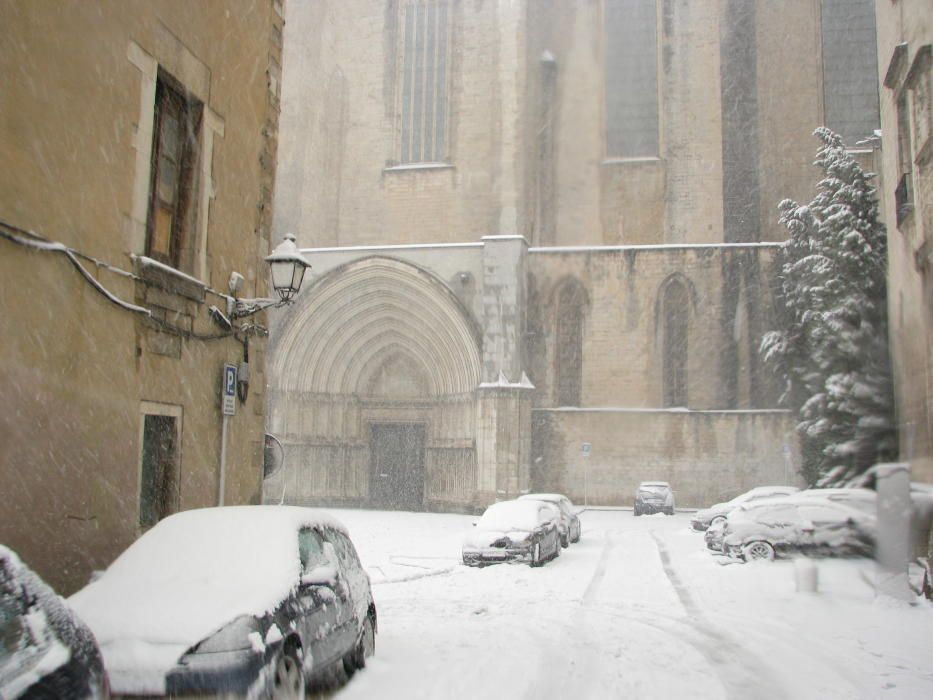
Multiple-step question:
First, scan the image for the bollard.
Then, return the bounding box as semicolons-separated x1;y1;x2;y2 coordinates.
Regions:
795;557;819;593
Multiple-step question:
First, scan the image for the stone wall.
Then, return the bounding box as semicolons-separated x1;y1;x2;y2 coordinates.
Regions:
527;244;783;411
531;408;800;508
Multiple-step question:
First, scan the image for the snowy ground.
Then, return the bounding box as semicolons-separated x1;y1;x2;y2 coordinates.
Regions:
320;508;933;700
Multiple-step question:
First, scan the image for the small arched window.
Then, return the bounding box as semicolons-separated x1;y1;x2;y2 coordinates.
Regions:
555;281;586;406
661;279;689;407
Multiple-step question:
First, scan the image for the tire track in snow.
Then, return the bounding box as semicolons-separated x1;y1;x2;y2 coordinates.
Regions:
522;530;616;700
651;532;789;700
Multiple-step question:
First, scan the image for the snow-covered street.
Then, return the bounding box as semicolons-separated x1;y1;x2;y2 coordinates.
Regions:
329;509;933;700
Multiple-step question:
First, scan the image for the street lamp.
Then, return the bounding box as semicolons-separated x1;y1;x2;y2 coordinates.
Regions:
227;234;311;319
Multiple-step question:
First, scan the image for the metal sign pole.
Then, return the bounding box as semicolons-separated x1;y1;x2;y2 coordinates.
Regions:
219;414;228;506
219;363;237;507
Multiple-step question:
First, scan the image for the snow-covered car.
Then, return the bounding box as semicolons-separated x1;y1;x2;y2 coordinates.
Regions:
1;545;109;700
721;500;876;562
518;493;581;547
69;506;376;698
704;518;728;552
634;481;675;516
791;487;877;514
462;500;562;567
691;485;800;530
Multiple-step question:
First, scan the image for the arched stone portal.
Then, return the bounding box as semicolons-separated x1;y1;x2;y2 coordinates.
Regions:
267;257;483;510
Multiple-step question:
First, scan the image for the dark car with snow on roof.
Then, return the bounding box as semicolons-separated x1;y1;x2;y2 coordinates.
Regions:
1;545;109;700
462;500;562;567
518;493;582;547
634;481;675;516
69;506;376;699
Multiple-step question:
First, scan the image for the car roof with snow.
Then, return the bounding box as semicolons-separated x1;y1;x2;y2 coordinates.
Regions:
638;481;671;488
477;500;558;532
733;497;874;520
518;493;571;503
70;506;348;654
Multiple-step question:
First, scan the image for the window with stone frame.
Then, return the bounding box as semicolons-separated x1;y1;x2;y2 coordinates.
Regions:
555;281;586;407
661;279;689;407
604;0;659;158
146;71;202;269
397;0;450;164
907;45;931;164
895;90;914;226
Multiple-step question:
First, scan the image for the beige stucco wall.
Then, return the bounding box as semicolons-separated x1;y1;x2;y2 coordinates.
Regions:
0;0;282;593
875;0;933;485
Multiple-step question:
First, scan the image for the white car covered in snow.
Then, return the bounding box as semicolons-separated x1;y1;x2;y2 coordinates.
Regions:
70;506;376;698
691;485;800;531
518;493;582;547
462;500;562;567
721;499;876;562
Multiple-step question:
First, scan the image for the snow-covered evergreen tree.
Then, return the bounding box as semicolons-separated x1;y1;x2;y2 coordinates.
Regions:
761;127;896;486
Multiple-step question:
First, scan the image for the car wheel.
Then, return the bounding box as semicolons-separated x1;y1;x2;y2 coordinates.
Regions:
710;516;726;527
560;532;569;548
742;541;775;562
553;535;562;559
530;542;542;567
634;507;642;517
271;647;305;700
344;614;376;675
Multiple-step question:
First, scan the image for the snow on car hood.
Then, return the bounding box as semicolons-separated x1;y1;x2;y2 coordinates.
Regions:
69;506;347;693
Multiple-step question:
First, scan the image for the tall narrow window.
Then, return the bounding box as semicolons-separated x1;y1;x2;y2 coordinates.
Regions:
604;0;658;158
895;92;914;226
139;412;180;529
147;72;202;269
555;281;586;406
662;280;689;407
819;0;880;147
399;1;449;163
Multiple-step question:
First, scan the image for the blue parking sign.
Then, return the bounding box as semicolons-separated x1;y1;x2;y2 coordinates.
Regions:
222;364;237;416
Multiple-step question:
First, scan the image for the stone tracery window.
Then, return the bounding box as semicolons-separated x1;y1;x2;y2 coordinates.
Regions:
555;280;586;406
398;1;450;164
661;278;689;407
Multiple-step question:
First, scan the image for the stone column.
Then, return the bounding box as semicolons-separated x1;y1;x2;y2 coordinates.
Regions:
474;235;533;507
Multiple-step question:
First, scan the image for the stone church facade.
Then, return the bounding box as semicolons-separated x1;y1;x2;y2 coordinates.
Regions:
266;0;881;510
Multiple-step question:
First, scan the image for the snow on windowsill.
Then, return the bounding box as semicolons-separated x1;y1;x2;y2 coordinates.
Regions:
601;156;662;166
132;255;206;289
383;162;455;173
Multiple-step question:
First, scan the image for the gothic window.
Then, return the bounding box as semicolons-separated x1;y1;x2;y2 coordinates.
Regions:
398;1;450;164
146;71;202;270
661;279;689;407
604;0;658;158
555;281;586;406
819;0;879;146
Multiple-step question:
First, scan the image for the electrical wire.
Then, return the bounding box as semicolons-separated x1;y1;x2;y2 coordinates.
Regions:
0;218;267;343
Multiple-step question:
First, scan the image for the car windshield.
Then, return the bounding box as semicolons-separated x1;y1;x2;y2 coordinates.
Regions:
477;502;546;532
